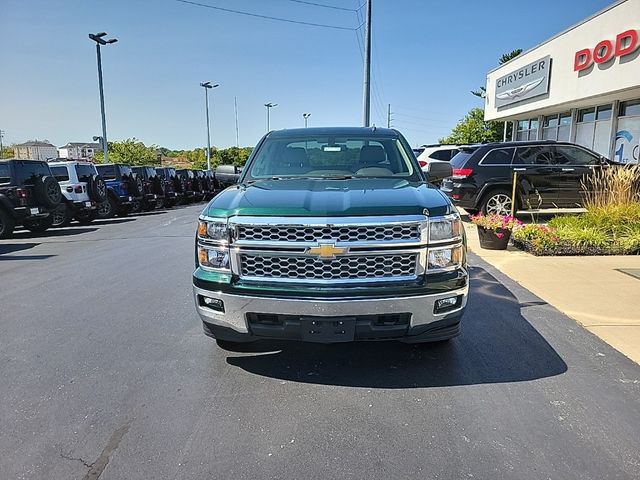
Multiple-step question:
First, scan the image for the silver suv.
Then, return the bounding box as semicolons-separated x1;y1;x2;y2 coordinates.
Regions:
49;161;107;226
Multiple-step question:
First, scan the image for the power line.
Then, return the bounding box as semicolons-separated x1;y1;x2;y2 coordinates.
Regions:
176;0;358;31
284;0;358;12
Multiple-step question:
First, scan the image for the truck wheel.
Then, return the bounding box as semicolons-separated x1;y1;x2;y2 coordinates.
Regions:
480;189;514;216
51;202;72;228
0;209;16;239
97;197;117;219
24;215;54;233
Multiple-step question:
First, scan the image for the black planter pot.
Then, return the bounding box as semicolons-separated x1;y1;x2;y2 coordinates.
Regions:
477;226;511;250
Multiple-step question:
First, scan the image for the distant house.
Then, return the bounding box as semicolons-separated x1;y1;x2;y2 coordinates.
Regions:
58;142;102;161
14;140;58;161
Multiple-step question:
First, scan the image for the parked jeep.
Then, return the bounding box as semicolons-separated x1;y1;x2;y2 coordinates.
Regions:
131;166;167;210
193;127;467;348
95;164;144;218
49;161;107;226
155;167;179;207
201;170;220;199
0;159;62;238
214;165;240;189
175;169;200;203
196;169;217;200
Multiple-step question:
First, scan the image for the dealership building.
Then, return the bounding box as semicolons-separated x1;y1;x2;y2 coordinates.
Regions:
484;0;640;163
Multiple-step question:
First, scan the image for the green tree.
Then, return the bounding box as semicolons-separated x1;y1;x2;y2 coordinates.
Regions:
94;138;159;165
1;145;15;159
471;49;523;98
439;108;503;144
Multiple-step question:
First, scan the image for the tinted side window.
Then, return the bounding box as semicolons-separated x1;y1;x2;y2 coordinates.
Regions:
0;163;11;184
554;146;600;166
96;165;117;180
15;161;51;185
480;148;514;165
450;151;476;168
515;146;554;165
50;166;70;181
429;150;452;161
76;164;96;181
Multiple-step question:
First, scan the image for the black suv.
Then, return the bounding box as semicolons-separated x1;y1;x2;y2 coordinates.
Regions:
95;164;144;218
0;159;63;238
440;141;609;215
155;167;179;207
131;166;166;210
214;164;241;189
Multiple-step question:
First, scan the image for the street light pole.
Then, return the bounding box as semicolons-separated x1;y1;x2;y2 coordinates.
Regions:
303;113;311;128
265;102;277;132
362;0;372;126
200;82;219;171
0;130;4;159
89;32;117;163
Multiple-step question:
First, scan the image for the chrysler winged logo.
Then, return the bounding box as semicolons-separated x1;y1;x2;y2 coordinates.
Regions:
496;77;544;100
306;242;348;259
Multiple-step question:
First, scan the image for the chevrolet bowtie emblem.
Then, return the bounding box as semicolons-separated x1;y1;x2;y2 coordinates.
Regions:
306;242;348;259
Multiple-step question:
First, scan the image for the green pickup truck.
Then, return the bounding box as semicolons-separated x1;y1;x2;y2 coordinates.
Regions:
193;127;468;348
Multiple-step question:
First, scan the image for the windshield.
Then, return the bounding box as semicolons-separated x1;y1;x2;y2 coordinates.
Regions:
245;135;419;180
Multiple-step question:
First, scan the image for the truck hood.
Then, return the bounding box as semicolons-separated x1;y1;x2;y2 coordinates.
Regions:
203;178;453;218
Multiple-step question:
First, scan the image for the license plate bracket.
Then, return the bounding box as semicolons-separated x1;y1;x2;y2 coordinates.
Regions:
300;317;356;343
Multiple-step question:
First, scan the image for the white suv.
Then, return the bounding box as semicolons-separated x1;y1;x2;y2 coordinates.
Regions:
416;144;463;169
48;161;107;226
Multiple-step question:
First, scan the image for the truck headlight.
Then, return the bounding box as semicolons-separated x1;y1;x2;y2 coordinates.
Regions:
198;219;228;241
198;247;230;270
429;214;461;243
427;245;462;271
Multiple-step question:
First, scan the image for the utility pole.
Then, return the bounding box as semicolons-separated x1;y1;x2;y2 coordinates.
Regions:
200;81;219;171
361;0;372;127
303;113;311;128
0;130;4;159
387;104;391;128
89;32;117;164
234;96;239;147
265;102;277;132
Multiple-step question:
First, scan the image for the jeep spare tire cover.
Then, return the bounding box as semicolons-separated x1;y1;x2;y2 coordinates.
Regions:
36;175;62;208
135;176;144;196
90;175;108;202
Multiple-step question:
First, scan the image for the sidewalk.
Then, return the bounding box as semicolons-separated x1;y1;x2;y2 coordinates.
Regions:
464;221;640;364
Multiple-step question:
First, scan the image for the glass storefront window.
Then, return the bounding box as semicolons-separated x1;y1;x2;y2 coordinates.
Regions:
620;99;640;117
596;105;612;121
578;108;596;123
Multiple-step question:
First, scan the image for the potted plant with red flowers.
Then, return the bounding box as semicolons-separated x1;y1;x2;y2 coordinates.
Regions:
470;213;522;250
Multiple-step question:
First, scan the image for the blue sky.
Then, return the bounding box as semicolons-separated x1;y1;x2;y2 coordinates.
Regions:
1;0;613;150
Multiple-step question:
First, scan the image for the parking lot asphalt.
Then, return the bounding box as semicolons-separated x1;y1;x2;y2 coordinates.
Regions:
1;204;639;480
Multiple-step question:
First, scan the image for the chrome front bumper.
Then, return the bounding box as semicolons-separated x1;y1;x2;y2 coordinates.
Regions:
193;284;469;334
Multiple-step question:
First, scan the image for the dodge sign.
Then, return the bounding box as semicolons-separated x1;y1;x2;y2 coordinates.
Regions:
494;55;551;108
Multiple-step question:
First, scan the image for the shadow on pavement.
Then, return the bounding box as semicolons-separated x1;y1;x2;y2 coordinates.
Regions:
91;218;137;226
128;211;168;217
224;265;567;388
0;254;56;261
0;243;40;255
11;227;98;239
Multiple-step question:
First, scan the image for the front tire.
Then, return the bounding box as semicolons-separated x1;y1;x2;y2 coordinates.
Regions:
0;209;15;239
96;197;117;219
480;189;514;216
51;203;72;228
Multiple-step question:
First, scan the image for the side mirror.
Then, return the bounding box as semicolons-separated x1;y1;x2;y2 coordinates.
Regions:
426;162;452;182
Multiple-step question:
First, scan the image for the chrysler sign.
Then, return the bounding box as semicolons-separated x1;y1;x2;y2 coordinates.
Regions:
494;55;551;108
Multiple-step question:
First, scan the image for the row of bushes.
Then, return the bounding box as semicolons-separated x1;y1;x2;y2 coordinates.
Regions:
512;203;640;255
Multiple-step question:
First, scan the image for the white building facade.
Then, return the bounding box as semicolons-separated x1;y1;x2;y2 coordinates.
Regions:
13;141;58;161
484;0;640;163
58;142;101;161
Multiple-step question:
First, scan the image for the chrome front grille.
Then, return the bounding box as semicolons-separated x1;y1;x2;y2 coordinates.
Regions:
236;224;420;243
240;253;418;281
